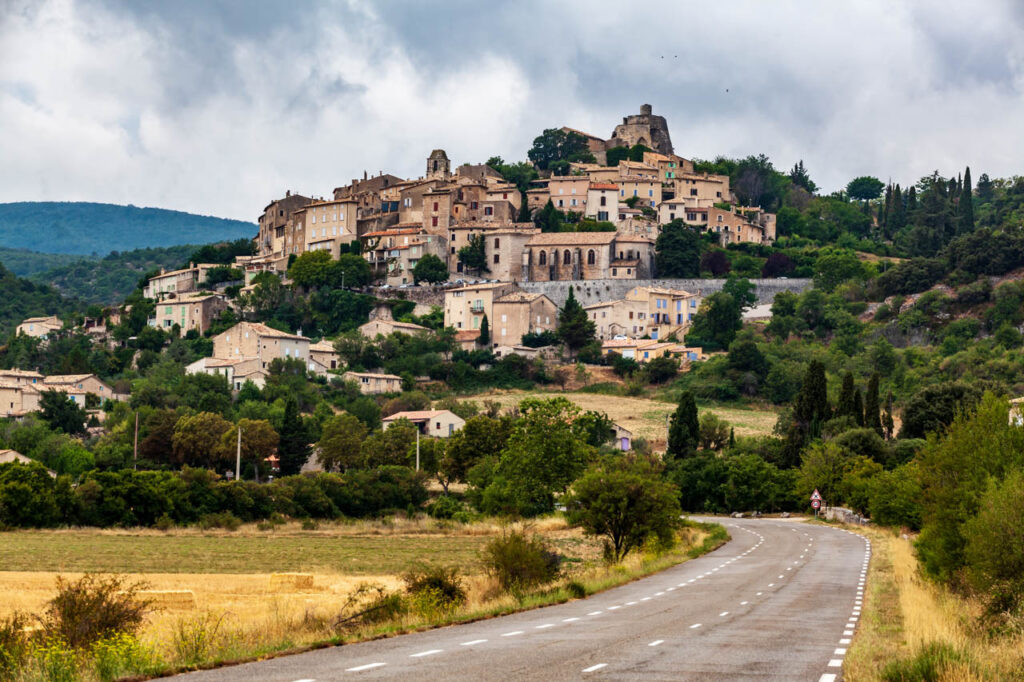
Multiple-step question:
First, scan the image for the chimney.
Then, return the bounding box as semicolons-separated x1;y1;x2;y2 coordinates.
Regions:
286;190;291;197
364;170;368;181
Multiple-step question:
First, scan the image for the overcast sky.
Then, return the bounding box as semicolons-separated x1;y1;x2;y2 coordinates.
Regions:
1;0;1022;221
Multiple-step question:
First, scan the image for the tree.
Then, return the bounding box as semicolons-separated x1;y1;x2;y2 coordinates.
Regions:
495;398;592;514
783;360;830;467
533;200;562;233
864;373;882;436
698;412;730;450
846;176;884;201
457;234;489;276
654;220;701;277
797;442;851;509
527;128;595;171
963;470;1024;611
958;166;975;235
882;390;895;440
412;254;449;284
277;397;309;476
439;416;512;493
362;419;418;468
329;254;372;288
700;250;731;276
171;412;232;468
317;414;367;472
478;314;491;346
557;287;596;354
789;160;817;193
219;419;279;475
567;455;680;563
288;250;333;288
684;292;742;351
38;390;87;436
899;382;981;439
667;390;699;459
836;372;857;421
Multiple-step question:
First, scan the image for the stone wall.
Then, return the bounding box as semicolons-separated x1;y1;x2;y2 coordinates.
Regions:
517;278;812;308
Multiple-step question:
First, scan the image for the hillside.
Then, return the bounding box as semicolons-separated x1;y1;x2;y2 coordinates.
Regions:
0;263;82;337
0;202;255;256
0;248;85;277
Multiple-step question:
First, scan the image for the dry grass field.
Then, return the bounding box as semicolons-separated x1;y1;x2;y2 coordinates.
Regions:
475;389;779;447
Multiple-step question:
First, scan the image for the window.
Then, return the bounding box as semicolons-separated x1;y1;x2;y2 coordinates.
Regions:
600;196;607;206
687;212;696;221
587;249;596;265
557;199;564;208
633;190;638;197
501;314;507;322
558;188;564;194
571;187;576;195
493;254;500;264
563;250;571;265
501;328;506;336
433;201;439;211
571;199;577;207
311;215;316;224
451;246;456;254
503;192;508;199
716;191;722;198
471;201;478;209
612;268;618;276
432;216;438;227
494;237;500;248
598;211;608;221
539;251;547;265
404;197;412;207
690;299;697;308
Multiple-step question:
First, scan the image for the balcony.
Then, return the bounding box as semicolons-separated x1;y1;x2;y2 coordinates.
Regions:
470;302;485;313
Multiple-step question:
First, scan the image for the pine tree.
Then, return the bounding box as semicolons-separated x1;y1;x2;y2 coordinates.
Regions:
837;371;857;421
958;166;975;234
478;314;490;346
277;397;310;476
667;390;699;459
882;390;895;440
557;287;596;354
794;360;830;435
853;388;864;427
864;372;882;436
728;427;736;449
517;191;532;222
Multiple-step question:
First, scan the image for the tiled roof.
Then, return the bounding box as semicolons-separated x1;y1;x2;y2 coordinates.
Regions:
343;371;402;380
382;410;449;421
43;374;94;384
495;292;545;304
589;183;618;190
526;232;617;246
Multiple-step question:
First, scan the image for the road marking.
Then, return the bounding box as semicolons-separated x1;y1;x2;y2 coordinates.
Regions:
840;638;851;644
688;579;696;583
588;611;602;616
346;663;386;672
293;679;316;682
844;630;854;636
689;623;702;629
410;649;443;658
501;630;524;637
649;639;664;647
626;601;638;605
828;659;843;667
563;617;580;622
719;611;729;617
835;648;847;655
461;639;487;646
608;605;621;610
536;623;555;629
787;568;793;571
740;601;748;605
756;592;763;596
667;587;676;591
640;597;651;601
779;575;785;578
656;591;665;596
582;663;607;673
768;583;775;587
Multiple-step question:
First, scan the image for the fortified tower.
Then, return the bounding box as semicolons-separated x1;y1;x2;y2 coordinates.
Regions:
426;149;451;180
607;104;674;155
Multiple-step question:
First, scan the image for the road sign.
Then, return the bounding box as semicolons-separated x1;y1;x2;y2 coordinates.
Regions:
811;499;821;510
810;489;822;501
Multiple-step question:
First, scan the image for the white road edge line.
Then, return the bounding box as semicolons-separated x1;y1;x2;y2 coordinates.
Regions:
582;663;608;673
690;623;702;629
346;663;387;672
460;639;486;646
649;639;664;646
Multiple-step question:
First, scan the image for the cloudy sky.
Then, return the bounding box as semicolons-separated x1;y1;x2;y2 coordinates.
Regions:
1;0;1023;221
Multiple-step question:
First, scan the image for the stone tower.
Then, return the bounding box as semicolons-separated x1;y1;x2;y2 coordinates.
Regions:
426;149;451;180
607;104;674;155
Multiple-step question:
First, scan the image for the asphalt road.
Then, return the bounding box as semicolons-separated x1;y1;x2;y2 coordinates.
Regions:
173;518;870;681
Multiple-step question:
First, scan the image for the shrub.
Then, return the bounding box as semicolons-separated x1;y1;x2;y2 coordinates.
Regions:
482;530;561;593
91;631;159;681
0;611;30;672
566;581;587;599
197;511;241;531
301;518;320;531
403;565;466;615
172;612;225;666
880;642;971;682
426;495;463;520
42;575;150;649
333;584;407;630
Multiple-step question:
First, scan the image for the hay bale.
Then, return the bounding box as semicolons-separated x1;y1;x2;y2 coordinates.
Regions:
270;573;314;591
138;590;196;611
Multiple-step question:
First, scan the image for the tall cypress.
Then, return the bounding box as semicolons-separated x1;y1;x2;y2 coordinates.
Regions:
864;372;882;436
794;360;830;436
882;391;895;440
478;314;491;346
852;388;864;427
667;390;700;459
278;397;310;476
959;166;975;234
557;287;596;354
837;371;857;421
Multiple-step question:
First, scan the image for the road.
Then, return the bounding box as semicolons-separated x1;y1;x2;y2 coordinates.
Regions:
174;518;870;681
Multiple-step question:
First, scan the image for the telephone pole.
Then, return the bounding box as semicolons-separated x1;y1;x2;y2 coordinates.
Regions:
133;411;139;471
235;425;242;481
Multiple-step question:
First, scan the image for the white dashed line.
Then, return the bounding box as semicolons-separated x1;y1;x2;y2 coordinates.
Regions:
346;663;387;672
582;663;608;673
563;617;580;622
536;623;555;629
607;605;621;610
460;639;487;646
410;649;443;658
840;638;851;644
588;611;602;616
649;640;664;647
740;601;748;605
719;611;729;617
819;674;837;682
835;648;847;655
501;631;524;637
828;659;843;667
689;623;702;629
843;630;854;636
640;597;651;602
626;601;638;606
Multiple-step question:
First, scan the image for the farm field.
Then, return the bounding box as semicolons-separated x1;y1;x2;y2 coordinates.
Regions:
475;389;780;446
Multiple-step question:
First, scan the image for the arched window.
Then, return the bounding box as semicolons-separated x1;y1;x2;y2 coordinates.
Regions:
539;251;547;265
587;249;596;265
563;250;571;265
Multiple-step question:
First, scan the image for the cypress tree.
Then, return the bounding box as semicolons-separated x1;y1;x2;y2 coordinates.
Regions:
837;371;857;421
883;390;895;440
277;397;310;476
478;314;490;346
517;191;532;222
853;388;865;427
959;166;975;234
793;360;830;440
864;372;882;436
667;390;699;459
728;427;736;449
557;287;596;355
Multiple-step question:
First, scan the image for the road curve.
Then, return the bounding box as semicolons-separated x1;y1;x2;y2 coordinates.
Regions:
173;518;869;681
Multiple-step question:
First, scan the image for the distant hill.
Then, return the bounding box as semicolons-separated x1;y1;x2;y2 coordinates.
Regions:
0;248;87;277
0;262;82;337
0;202;255;255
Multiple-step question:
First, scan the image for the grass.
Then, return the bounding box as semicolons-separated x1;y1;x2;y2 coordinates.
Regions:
842;525;1024;682
474;388;779;446
0;517;728;680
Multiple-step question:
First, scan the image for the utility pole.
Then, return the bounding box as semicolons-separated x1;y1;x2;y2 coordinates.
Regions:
235;425;242;482
415;427;420;471
133;411;139;471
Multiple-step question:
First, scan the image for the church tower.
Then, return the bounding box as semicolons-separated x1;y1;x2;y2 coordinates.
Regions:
426;149;451;180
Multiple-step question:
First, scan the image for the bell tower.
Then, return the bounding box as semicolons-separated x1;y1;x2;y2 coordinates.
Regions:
426;149;451;180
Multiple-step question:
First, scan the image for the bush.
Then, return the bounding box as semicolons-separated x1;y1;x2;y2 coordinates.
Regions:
566;581;586;599
43;574;150;649
91;631;159;681
482;530;561;593
403;565;466;615
881;642;971;682
197;511;242;531
426;495;463;520
0;611;30;673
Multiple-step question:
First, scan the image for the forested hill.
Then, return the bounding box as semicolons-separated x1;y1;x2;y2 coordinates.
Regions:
0;263;81;337
0;202;255;255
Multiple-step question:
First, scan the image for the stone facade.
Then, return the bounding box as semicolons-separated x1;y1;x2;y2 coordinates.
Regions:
607;104;674;155
148;294;229;335
257;191;312;258
491;292;558;347
522;232;655;282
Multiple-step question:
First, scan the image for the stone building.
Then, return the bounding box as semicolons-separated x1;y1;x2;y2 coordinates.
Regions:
15;316;62;339
382;410;466;438
607;104;674;155
148;293;229;335
257;191;312;258
584;286;701;340
143;263;221;300
491;291;558;347
303;198;359;257
447;223;538;281
522;233;655;281
426;149;451;181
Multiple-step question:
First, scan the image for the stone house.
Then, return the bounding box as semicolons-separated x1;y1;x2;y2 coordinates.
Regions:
303;198;359;257
382;410;466;438
600;339;675;363
443;282;517;333
361;226;448;286
0;381;40;417
548;177;590;213
148;294;229;335
359;319;430;338
42;374;121;406
643;151;695;181
310;340;340;371
447;223;538;281
143;263;221;300
585;286;700;341
672;172;731;205
343;371;403;395
186;357;268;391
257;191;312;258
616;175;662;209
212;322;322;374
523;232;655;282
585;183;619;223
491;292;558;347
15;316;62;339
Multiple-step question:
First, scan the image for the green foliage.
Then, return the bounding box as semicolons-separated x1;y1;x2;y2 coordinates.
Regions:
566;454;680;563
684;291;742;351
317;414;367;472
846;176;884;201
482;530;561;592
666;390;699;459
962;470;1024;613
403;565;465;614
0;262;83;337
277;397;310;476
42;574;150;649
557;287;595;353
899;381;981;439
457;234;489;276
39;390;88;436
669;453;797;513
655;220;702;277
880;642;971;682
527;129;595;171
412;253;449;284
